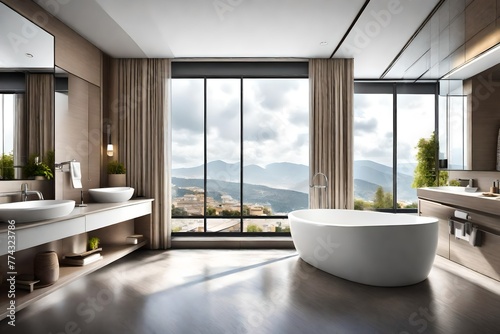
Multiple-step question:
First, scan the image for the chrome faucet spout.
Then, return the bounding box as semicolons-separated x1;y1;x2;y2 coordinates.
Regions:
21;183;44;201
310;172;328;188
310;172;329;209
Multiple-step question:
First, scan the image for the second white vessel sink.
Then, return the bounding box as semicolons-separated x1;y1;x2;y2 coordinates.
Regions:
88;187;134;203
0;200;75;223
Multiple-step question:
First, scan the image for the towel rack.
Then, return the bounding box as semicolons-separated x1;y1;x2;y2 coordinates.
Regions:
449;217;482;247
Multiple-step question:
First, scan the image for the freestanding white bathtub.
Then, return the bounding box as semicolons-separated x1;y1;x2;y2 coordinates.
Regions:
288;209;439;287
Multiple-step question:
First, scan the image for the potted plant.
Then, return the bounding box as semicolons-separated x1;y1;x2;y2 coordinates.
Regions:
88;236;100;251
107;160;126;187
23;155;54;180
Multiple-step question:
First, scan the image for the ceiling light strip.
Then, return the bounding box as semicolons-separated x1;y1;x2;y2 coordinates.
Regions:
440;43;500;79
379;0;446;79
329;0;371;59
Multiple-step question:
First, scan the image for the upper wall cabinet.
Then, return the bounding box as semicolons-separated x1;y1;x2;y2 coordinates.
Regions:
0;2;54;70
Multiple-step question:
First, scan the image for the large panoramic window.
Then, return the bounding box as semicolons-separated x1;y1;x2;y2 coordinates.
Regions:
354;84;436;212
171;62;309;234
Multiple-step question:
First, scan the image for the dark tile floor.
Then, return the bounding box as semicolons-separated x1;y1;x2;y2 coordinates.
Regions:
1;249;500;334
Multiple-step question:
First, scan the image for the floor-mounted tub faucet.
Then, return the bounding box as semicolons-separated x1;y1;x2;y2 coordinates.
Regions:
310;172;329;209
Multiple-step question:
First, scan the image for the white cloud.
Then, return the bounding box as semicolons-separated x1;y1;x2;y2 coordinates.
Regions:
172;78;309;169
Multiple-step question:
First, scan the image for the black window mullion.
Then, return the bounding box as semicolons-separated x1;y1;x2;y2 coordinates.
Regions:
393;84;398;212
203;78;208;233
240;78;244;232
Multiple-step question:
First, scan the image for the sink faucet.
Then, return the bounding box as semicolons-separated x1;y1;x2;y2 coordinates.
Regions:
21;183;44;201
458;178;473;187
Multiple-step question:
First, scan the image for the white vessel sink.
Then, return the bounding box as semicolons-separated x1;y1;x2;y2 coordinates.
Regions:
426;186;479;193
0;200;75;223
88;187;134;203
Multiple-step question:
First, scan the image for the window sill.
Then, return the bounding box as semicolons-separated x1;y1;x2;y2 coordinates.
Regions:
171;236;295;249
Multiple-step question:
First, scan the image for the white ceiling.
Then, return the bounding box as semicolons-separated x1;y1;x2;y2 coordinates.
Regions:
0;2;54;69
30;0;449;79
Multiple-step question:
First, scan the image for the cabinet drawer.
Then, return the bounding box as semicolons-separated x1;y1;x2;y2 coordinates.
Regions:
86;202;152;231
419;199;455;259
450;229;500;281
16;217;86;253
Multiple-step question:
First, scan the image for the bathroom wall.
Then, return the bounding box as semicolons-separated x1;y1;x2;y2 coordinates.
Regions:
1;0;105;202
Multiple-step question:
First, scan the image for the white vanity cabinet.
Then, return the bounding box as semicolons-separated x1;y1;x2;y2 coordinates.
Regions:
0;199;153;320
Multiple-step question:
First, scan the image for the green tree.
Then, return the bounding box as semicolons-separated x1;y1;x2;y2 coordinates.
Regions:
246;224;263;232
0;153;14;180
222;209;240;216
206;207;217;216
412;132;448;188
372;186;397;209
171;205;188;216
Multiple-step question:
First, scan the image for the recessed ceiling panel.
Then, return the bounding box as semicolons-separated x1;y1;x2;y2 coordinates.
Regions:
334;0;440;79
0;2;54;70
35;0;147;58
95;0;365;58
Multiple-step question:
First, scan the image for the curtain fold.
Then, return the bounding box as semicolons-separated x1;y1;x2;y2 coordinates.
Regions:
309;59;354;209
25;73;54;162
111;58;171;249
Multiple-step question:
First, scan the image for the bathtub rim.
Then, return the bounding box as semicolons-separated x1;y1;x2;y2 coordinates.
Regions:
288;208;438;227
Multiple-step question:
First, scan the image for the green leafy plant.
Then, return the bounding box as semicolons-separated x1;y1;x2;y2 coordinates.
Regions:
412;132;448;188
88;236;100;250
23;154;54;180
107;160;126;174
0;153;14;180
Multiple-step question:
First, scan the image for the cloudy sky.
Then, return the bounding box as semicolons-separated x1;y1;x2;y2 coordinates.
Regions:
172;80;436;172
172;78;309;169
354;93;435;169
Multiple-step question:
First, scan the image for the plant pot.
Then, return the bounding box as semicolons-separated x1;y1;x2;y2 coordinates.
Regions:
108;174;126;187
34;251;59;287
35;176;45;180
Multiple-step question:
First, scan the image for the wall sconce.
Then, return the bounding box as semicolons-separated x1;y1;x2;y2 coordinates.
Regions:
106;123;114;157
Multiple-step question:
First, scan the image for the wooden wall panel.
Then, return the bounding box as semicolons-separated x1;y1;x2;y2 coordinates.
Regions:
55;74;88;202
88;83;101;190
465;0;496;41
1;0;102;87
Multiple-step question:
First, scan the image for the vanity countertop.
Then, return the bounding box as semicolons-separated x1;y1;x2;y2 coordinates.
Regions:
0;198;153;233
417;187;500;216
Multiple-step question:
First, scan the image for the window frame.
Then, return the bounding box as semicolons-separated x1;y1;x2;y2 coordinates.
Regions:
171;62;308;236
354;81;439;213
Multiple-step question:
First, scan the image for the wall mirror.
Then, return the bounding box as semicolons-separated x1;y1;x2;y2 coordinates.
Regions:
0;2;55;180
439;62;500;171
438;80;469;170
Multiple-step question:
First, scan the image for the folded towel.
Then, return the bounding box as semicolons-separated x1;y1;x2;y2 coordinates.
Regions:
468;227;481;247
70;161;82;189
454;221;465;237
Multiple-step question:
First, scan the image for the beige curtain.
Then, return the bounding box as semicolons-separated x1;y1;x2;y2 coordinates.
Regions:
309;59;354;209
25;73;54;161
110;58;171;249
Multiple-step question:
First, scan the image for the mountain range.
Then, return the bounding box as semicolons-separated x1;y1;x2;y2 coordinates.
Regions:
172;160;419;211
